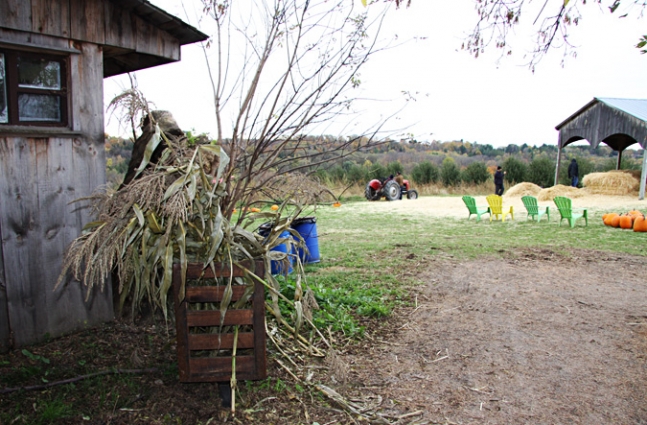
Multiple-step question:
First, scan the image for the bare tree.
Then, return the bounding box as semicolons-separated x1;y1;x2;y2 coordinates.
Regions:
386;0;646;69
463;0;647;70
199;0;393;221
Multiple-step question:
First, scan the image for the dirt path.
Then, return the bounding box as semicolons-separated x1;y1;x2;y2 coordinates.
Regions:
337;250;647;424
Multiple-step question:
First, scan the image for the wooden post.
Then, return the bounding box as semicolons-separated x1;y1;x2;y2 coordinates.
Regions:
617;149;623;170
639;149;647;200
554;137;562;186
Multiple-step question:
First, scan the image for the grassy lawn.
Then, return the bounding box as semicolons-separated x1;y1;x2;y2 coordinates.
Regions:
301;200;646;335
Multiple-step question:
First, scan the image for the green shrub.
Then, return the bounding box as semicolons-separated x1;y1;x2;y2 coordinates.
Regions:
441;157;461;186
461;161;491;185
368;163;388;180
502;156;528;184
411;161;439;184
387;161;404;176
527;156;555;188
346;164;367;183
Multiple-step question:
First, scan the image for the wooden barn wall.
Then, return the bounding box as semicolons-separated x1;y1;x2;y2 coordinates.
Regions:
0;42;112;348
0;223;9;352
559;103;647;149
0;0;180;61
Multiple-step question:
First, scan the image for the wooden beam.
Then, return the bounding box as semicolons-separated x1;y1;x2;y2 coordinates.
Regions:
554;138;562;186
617;149;623;170
640;149;647;200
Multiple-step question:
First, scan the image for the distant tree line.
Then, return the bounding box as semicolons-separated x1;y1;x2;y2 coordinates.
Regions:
106;135;642;190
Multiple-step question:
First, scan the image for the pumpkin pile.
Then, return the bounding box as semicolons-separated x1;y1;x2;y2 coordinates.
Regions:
602;210;647;232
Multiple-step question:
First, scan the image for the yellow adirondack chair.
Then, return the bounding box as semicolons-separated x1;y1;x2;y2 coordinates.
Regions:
486;194;514;222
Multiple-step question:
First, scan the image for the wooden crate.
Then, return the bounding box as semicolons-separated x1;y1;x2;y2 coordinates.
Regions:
172;260;267;383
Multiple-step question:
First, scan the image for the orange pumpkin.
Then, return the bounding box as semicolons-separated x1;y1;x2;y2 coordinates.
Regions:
604;213;619;227
611;215;622;228
619;215;634;229
271;205;279;211
628;210;643;218
333;202;342;208
634;215;647;232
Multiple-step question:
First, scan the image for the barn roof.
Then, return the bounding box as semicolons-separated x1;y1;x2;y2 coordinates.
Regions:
111;0;208;45
556;97;647;130
554;97;647;150
103;0;208;76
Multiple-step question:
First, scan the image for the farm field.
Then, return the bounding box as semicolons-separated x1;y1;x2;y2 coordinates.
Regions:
1;193;647;424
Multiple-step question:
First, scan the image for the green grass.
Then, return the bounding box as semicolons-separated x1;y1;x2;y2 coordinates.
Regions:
283;201;647;337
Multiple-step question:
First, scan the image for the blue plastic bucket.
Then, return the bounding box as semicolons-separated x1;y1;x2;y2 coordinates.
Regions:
292;217;320;264
258;224;293;275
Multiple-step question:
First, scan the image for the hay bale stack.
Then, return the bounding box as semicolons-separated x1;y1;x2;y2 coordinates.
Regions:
537;185;585;201
505;182;542;197
582;171;640;196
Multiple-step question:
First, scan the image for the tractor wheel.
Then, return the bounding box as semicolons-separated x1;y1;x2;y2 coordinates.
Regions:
383;180;401;201
407;189;419;200
365;182;380;201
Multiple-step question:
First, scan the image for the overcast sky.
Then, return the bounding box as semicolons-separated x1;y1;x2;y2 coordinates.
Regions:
104;0;647;148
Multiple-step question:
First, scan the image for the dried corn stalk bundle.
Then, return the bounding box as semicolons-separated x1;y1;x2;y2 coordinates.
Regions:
55;117;321;356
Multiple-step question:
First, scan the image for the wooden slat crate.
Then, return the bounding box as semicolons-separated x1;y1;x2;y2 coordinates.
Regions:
172;260;267;383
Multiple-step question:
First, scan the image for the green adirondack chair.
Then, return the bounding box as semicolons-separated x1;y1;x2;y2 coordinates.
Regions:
553;196;588;228
462;195;490;222
521;195;550;222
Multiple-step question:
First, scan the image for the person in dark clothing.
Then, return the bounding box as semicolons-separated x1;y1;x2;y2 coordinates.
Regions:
494;166;506;196
395;172;405;199
568;159;579;187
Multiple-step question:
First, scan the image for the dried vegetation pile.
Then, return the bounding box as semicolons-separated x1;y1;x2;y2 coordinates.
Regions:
505;182;542;197
537;184;585;201
582;170;641;196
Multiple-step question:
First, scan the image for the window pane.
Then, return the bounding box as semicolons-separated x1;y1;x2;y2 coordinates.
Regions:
18;94;61;122
0;54;6;123
18;57;61;89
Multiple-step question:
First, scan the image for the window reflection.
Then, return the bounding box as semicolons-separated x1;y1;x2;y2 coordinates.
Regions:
18;57;61;89
0;54;6;123
18;94;60;122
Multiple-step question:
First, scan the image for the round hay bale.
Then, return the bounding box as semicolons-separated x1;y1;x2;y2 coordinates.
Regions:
582;171;639;195
537;185;585;201
505;182;542;197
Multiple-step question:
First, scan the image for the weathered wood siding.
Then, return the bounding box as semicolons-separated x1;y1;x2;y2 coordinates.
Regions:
0;41;112;348
0;0;180;61
0;223;9;352
0;137;113;347
559;102;647;150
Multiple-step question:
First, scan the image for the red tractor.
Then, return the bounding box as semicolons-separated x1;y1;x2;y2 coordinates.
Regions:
365;178;419;201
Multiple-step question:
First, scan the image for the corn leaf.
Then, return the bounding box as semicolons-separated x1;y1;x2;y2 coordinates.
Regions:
176;222;187;302
132;203;145;227
134;124;162;178
163;175;187;201
159;242;174;320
